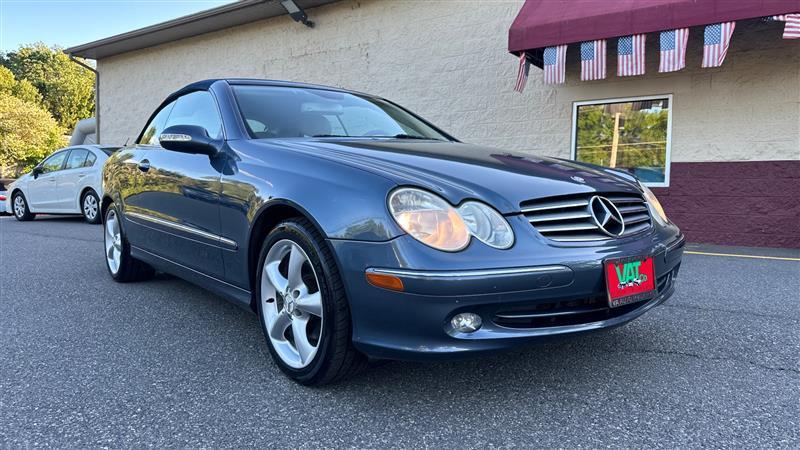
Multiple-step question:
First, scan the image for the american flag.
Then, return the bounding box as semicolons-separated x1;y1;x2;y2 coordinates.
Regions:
763;14;800;38
786;14;800;38
617;34;646;76
659;28;689;73
702;22;736;68
580;40;606;81
781;13;800;38
543;45;567;84
514;52;530;92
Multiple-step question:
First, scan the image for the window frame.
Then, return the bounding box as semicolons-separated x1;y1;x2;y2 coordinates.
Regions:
39;150;69;174
63;148;91;171
570;94;673;188
84;151;98;167
136;100;177;146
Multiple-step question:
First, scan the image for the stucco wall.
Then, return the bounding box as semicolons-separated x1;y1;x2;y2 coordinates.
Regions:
97;0;799;163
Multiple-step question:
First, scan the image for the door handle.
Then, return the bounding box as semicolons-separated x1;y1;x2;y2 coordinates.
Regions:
78;174;86;178
138;160;151;172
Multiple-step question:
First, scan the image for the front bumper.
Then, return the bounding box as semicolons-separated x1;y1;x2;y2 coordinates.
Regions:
330;215;684;361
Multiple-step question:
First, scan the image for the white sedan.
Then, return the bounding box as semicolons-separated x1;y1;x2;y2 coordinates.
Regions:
6;145;118;224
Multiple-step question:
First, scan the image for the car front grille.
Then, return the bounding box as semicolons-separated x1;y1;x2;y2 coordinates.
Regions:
520;192;652;242
492;267;677;330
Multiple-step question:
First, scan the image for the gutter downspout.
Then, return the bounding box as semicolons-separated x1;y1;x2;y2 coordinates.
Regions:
68;55;100;144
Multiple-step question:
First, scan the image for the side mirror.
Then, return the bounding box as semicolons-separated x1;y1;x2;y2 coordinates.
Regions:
159;125;221;156
32;166;42;179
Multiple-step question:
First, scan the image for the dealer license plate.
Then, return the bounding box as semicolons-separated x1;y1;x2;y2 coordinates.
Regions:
604;256;656;308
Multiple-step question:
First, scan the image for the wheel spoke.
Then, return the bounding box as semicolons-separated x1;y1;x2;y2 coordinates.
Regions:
267;311;291;340
264;261;288;293
287;244;305;289
292;316;315;364
106;217;115;238
296;290;322;317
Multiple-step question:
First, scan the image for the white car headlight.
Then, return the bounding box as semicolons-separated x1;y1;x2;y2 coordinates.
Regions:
388;188;514;252
457;201;514;249
639;182;669;225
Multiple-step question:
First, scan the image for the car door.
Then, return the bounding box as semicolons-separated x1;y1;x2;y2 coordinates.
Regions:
123;90;227;279
26;150;68;211
57;148;91;212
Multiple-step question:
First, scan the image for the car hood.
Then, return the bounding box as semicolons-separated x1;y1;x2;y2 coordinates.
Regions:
256;139;641;214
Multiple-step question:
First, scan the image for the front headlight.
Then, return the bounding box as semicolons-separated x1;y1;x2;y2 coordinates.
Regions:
639;182;669;225
388;188;514;251
457;201;514;249
388;188;471;251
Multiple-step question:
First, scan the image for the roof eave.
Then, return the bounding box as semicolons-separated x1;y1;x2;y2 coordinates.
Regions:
65;0;339;60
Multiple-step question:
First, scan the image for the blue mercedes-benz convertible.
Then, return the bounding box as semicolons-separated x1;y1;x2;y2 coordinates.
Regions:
101;79;684;385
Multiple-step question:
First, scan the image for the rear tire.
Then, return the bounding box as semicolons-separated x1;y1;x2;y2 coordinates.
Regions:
81;190;101;224
255;217;367;385
12;192;35;221
103;202;154;282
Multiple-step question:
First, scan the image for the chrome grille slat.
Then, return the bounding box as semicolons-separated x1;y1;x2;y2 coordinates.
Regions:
603;196;644;203
529;211;592;223
623;213;650;225
521;199;589;213
534;222;598;233
617;204;648;214
521;192;653;242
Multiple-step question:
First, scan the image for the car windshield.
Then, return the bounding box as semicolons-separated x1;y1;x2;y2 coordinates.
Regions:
232;85;450;141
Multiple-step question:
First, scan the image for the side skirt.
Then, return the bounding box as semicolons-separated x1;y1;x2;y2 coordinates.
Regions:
131;245;254;312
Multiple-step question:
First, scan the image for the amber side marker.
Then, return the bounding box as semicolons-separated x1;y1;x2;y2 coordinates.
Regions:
365;272;405;291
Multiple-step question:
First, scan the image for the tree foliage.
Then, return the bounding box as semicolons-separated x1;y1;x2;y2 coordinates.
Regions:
1;43;94;130
0;91;66;175
0;66;43;105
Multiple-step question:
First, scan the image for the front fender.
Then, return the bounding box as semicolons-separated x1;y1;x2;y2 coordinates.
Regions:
223;142;404;242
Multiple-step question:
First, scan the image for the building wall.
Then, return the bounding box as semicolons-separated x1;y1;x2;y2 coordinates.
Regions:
96;0;800;246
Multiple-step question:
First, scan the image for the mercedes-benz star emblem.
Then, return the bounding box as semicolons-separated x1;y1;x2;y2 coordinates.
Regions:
588;196;625;237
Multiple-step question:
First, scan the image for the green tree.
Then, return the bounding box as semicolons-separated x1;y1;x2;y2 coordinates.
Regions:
0;92;66;176
1;43;94;130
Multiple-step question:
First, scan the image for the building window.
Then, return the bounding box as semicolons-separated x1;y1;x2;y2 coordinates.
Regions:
572;95;672;187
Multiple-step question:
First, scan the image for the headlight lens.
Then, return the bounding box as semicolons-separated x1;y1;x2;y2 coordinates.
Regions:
388;188;470;251
639;182;669;224
457;201;514;249
388;188;514;251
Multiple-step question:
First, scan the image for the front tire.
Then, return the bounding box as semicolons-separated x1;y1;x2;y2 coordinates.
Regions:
81;190;101;224
12;192;35;221
256;218;367;385
103;203;154;282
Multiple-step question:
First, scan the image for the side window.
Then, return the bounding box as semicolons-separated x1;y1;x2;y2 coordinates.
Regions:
164;91;223;140
64;149;90;170
41;151;68;173
84;152;97;167
138;101;176;145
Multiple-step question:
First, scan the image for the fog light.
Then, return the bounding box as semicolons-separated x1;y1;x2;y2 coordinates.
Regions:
451;313;482;333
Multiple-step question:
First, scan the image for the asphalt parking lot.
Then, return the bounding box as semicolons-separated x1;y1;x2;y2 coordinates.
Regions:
1;215;798;448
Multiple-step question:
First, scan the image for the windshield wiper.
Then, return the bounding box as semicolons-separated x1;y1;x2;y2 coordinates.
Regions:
312;134;350;138
368;134;440;140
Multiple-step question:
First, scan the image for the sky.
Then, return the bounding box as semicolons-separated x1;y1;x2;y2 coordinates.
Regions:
0;0;233;53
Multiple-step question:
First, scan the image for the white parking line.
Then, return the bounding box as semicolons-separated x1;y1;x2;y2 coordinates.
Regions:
684;250;800;262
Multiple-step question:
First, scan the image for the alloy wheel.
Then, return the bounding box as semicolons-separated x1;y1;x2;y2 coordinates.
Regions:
104;209;122;274
84;194;98;221
260;239;324;369
13;195;25;218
